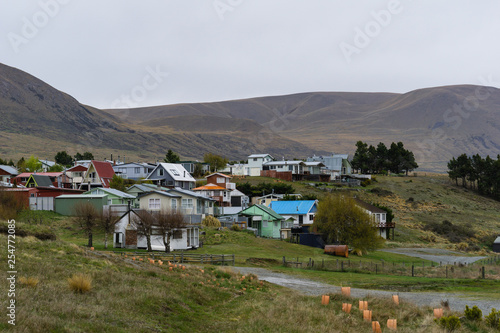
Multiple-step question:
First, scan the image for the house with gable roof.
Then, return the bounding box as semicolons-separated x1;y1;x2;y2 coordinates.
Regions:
65;164;88;189
238;204;284;239
0;165;18;184
268;200;318;226
79;160;116;190
146;163;195;190
112;162;155;180
354;198;395;239
85;187;135;205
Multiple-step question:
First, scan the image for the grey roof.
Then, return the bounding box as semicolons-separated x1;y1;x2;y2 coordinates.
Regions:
0;165;18;175
30;175;53;187
304;161;325;167
248;153;273;158
264;160;305;166
56;194;107;199
137;190;182;199
494;237;500;244
169;187;215;201
87;187;135;198
126;184;170;192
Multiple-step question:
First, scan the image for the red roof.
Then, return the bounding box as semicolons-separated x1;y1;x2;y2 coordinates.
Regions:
67;165;88;172
16;172;63;178
91;161;115;188
193;184;227;191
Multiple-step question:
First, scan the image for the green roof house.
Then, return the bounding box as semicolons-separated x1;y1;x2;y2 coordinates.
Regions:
239;204;284;239
54;194;108;216
84;187;135;205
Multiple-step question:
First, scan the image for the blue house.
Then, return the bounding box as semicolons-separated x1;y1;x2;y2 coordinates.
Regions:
268;200;318;226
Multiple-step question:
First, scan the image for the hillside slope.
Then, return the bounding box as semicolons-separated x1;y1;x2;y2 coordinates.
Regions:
107;86;500;171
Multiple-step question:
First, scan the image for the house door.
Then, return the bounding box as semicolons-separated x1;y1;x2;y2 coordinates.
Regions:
299;215;303;225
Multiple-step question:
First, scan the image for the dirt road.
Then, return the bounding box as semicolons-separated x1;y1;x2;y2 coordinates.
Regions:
233;267;499;314
381;248;487;265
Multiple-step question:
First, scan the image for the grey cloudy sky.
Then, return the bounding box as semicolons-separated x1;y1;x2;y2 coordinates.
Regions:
1;0;499;109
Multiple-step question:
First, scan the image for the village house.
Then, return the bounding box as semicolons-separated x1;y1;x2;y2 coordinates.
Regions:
192;183;231;207
354;198;395;239
84;187;136;206
268;200;318;226
112;162;155;180
79;160;116;190
0;165;18;185
15;172;72;188
238;204;284;239
146;163;195;190
307;154;352;179
65;164;88;189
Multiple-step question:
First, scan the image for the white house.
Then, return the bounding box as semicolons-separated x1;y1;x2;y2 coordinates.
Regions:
354;198;394;239
246;154;274;176
263;160;305;175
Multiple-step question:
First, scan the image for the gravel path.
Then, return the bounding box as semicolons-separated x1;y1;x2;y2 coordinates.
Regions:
233;267;500;315
381;248;487;265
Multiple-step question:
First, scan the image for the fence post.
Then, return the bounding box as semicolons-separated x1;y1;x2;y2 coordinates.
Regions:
309;258;312;267
341;261;344;272
411;265;414;277
283;256;286;266
482;266;485;279
232;254;235;265
222;254;225;266
376;264;378;275
181;251;184;264
446;265;448;278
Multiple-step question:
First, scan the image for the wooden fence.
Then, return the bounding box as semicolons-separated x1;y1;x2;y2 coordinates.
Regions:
113;251;235;266
283;255;500;279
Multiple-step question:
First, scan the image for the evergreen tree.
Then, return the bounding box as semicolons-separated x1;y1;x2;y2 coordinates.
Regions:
164;149;181;163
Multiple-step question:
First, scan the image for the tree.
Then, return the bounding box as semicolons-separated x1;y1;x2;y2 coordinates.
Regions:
73;202;99;248
74;152;94;161
351;141;370;173
99;207;121;249
192;163;205;177
55;151;73;167
109;174;126;191
131;210;155;252
25;155;42;172
16;157;26;172
48;164;64;172
312;195;384;254
204;153;228;172
156;209;186;253
164;149;181;163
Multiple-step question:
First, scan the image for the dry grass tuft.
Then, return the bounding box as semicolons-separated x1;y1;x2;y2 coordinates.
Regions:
68;274;92;293
19;276;39;288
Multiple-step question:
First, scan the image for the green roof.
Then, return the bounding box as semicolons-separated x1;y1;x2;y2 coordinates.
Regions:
240;204;284;221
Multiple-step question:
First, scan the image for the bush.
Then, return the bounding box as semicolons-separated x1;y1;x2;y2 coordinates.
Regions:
68;274;92;294
230;224;241;231
202;216;221;228
424;220;476;243
485;308;500;329
360;179;372;187
436;315;461;332
464;305;482;321
0;190;26;220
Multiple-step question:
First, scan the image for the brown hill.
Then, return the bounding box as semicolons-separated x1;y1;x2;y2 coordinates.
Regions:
0;63;316;162
106;85;500;171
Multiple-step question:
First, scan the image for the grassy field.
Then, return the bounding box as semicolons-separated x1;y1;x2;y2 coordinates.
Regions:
3;233;500;333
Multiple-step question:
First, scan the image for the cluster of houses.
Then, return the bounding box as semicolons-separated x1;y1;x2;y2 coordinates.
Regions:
0;153;399;252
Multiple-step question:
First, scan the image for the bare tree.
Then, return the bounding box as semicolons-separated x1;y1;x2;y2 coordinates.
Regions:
131;210;156;252
99;207;121;249
156;209;186;253
73;202;99;248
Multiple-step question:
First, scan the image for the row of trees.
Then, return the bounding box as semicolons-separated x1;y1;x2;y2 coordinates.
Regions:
236;182;295;198
55;151;94;167
448;154;500;199
351;141;418;175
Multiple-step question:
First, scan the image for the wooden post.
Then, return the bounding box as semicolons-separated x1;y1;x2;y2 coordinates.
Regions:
446;265;448;278
222;254;225;266
411;265;414;277
375;264;378;275
309;258;312;267
283;256;286;266
482;266;485;279
232;254;235;265
341;261;344;271
181;251;184;263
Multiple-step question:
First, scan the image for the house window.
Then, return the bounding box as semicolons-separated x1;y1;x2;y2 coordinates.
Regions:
158;169;164;176
262;220;268;228
171;199;177;210
253;158;257;161
135;167;140;174
148;198;160;210
217;177;225;183
182;198;193;210
172;230;183;239
309;214;314;221
170;168;180;176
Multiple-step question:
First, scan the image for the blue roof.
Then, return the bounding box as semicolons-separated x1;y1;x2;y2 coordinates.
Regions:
268;200;317;215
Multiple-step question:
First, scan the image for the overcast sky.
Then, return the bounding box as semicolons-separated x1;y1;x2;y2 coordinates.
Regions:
1;1;500;109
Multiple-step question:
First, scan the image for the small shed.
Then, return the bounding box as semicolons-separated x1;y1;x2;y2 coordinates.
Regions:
493;236;500;253
55;194;108;216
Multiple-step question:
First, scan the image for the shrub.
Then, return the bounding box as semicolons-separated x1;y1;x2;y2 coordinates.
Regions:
464;305;482;321
485;308;500;329
436;315;461;332
230;224;241;231
68;274;92;294
424;220;476;243
19;276;39;288
360;179;372;187
202;216;221;228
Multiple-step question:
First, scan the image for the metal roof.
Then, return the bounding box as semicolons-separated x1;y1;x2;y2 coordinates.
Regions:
137;190;182;199
494;236;500;244
56;194;108;199
86;187;135;198
27;174;54;187
0;165;18;175
248;154;273;159
268;200;317;215
148;163;195;182
169;187;215;200
264;160;305;166
354;198;387;214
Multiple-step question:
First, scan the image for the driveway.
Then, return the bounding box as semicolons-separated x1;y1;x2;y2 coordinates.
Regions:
233;267;499;315
381;248;487;265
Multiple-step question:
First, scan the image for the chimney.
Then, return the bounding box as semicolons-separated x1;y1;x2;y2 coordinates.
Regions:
57;176;61;188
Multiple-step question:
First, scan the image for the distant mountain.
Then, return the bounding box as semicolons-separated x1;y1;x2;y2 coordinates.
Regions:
0;63;317;163
106;85;500;171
